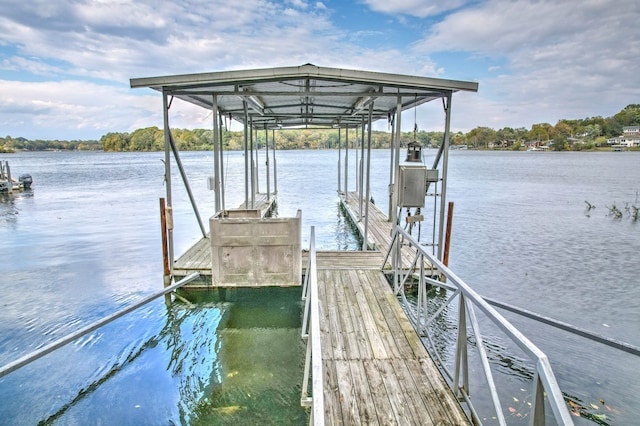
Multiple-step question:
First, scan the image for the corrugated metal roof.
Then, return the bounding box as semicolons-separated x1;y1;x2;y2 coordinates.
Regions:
130;63;478;129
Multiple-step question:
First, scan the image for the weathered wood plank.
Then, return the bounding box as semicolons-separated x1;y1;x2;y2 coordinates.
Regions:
390;358;437;424
416;358;471;425
362;359;398;426
346;269;390;360
348;360;379;425
340;271;374;360
324;270;347;360
375;358;416;425
323;359;343;425
333;272;361;360
335;360;362;425
317;272;333;362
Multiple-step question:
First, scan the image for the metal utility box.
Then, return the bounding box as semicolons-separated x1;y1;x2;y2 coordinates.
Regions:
425;168;439;183
398;165;427;208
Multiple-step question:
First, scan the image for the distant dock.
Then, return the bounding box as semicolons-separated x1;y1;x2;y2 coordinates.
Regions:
0;160;32;193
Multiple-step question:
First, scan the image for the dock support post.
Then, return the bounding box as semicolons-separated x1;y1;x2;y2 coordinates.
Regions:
362;103;373;251
272;129;278;194
266;127;271;200
212;95;221;214
391;95;403;230
337;127;341;193
250;117;255;209
219;112;226;211
344;127;349;196
255;126;259;195
437;93;453;261
162;91;175;272
6;162;12;193
388;114;395;221
359;119;365;219
243;101;249;207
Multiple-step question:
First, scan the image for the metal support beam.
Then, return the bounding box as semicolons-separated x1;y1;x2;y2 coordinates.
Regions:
266;127;271;200
243;101;249;206
344;127;349;196
388;114;396;221
250;116;255;208
219;112;226;211
272;129;278;194
212;95;221;213
359;119;365;219
437;93;453;260
337;127;341;193
167;132;207;238
391;95;403;229
362;103;374;251
162;91;175;271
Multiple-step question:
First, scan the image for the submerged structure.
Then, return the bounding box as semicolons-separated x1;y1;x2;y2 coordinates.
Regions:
128;64;573;424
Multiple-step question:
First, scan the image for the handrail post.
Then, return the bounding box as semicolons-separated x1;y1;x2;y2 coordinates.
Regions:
453;293;469;399
531;371;546;426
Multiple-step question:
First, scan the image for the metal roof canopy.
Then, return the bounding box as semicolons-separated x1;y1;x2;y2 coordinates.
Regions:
130;63;478;129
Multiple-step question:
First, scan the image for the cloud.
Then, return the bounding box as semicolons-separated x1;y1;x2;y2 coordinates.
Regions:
360;0;468;18
0;0;441;138
412;0;640;128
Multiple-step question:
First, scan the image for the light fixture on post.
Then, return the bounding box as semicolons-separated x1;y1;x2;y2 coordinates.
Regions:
405;140;423;162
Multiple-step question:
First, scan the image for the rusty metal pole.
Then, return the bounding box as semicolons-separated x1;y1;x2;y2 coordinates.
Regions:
443;201;454;267
160;198;171;286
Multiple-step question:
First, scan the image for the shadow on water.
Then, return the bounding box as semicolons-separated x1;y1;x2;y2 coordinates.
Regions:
34;286;307;425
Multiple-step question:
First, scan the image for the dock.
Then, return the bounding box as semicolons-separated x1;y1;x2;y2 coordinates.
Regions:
128;64;572;425
174;190;469;423
0;160;32;193
316;266;469;424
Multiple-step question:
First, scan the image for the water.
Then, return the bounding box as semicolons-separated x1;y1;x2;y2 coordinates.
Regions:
1;149;639;424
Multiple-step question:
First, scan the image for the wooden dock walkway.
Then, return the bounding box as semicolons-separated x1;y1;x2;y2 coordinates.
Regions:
316;262;469;425
173;191;469;423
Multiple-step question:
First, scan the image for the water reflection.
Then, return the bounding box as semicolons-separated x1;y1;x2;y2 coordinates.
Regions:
4;286;306;425
0;191;33;225
183;287;307;425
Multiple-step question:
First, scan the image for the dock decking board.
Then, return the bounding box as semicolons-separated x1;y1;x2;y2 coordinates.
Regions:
317;267;469;425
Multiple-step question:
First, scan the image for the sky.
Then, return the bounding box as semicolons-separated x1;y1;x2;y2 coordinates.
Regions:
0;0;638;140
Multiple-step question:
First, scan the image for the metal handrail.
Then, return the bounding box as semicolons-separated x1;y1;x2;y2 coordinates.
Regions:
300;227;325;426
384;226;574;425
0;272;201;379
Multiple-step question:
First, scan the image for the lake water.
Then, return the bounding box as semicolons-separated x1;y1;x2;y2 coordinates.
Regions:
1;149;639;424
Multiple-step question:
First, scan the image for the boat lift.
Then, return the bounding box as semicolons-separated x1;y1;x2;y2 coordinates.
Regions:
130;63;479;285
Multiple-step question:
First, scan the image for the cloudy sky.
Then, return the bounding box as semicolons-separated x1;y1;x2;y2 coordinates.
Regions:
1;0;638;140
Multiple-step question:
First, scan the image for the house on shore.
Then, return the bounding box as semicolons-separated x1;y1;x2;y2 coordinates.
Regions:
607;126;640;147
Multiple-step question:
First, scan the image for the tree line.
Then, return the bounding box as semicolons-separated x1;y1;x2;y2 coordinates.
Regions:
2;104;638;153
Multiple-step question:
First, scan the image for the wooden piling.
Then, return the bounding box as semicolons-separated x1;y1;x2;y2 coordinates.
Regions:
443;201;454;267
